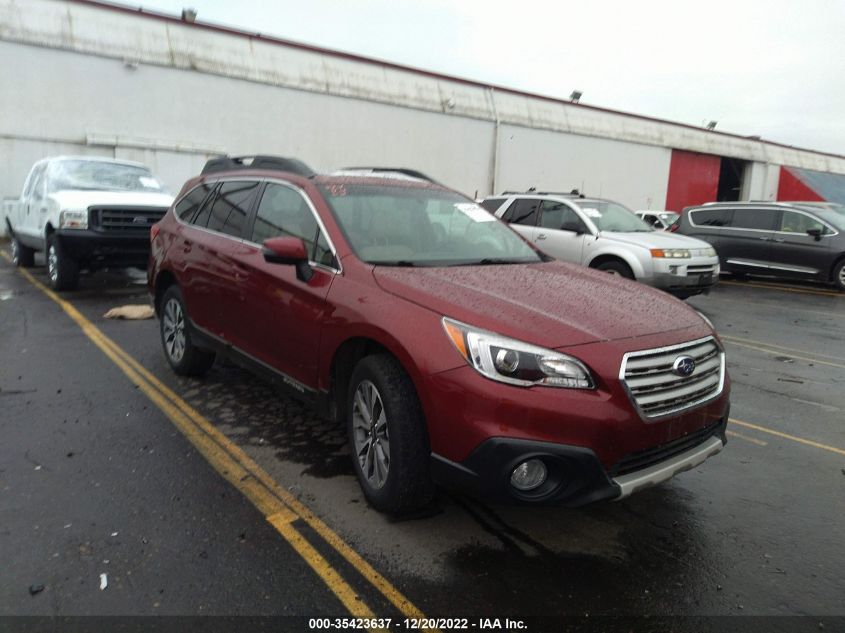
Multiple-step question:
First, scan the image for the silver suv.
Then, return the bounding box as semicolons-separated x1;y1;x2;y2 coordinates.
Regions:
481;192;720;299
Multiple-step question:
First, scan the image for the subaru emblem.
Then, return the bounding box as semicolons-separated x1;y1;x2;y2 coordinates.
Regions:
672;355;696;377
133;216;148;224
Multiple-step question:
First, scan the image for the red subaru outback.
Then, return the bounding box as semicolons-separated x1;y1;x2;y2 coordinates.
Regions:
148;156;729;514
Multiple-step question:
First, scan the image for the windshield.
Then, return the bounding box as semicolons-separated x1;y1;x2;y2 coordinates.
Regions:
318;184;542;266
48;160;165;193
579;200;652;232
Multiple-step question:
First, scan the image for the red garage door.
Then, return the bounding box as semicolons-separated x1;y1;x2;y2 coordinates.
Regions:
665;150;721;211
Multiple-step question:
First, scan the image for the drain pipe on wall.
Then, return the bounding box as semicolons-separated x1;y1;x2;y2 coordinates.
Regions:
489;87;501;196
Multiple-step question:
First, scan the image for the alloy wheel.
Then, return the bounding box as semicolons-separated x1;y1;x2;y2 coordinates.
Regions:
351;379;391;489
47;245;58;283
162;298;186;363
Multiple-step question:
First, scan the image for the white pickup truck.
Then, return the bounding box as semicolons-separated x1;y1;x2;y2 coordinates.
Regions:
5;156;174;290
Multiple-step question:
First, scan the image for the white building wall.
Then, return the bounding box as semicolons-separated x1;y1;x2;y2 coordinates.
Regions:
0;40;495;201
496;125;671;210
742;162;781;202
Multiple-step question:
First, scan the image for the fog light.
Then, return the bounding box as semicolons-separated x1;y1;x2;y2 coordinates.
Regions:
510;459;547;491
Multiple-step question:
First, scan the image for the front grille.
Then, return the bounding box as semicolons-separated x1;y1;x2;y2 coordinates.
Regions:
609;421;723;476
90;206;167;233
687;264;717;274
620;337;724;418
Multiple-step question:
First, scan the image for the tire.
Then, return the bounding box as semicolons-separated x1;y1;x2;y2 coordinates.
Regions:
595;260;634;279
159;285;216;376
10;234;35;268
347;354;434;514
46;235;79;290
833;260;845;292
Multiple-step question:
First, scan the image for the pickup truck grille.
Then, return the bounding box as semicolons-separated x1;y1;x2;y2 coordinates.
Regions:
620;337;724;418
90;206;167;233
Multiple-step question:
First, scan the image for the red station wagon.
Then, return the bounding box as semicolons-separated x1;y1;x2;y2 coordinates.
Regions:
148;156;730;514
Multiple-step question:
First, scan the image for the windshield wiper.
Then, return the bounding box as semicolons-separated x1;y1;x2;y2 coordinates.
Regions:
460;258;531;266
373;260;421;267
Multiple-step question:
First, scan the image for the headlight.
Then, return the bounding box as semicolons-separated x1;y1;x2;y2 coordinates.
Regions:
442;318;594;389
703;247;716;257
650;248;690;258
59;209;88;230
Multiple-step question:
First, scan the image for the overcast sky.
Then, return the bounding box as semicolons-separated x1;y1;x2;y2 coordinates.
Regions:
132;0;845;155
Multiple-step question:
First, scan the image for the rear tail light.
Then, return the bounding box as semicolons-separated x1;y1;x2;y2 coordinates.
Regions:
668;222;679;232
150;222;161;242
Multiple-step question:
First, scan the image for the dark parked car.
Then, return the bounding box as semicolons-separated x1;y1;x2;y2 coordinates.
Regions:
148;156;729;514
677;201;845;290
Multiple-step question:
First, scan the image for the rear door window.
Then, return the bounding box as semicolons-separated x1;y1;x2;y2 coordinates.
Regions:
503;199;540;226
690;208;733;227
205;181;260;237
731;208;778;231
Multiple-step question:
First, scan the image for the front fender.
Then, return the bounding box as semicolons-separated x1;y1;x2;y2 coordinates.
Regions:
588;245;651;279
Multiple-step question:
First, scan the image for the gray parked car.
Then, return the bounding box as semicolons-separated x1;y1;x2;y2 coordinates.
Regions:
676;201;845;290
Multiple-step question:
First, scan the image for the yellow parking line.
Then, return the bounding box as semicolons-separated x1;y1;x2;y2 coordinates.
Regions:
4;253;432;630
721;279;844;298
721;338;845;370
726;430;768;447
720;335;845;363
730;418;845;457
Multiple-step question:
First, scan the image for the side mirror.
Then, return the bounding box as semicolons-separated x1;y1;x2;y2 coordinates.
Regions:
262;236;313;281
806;228;823;241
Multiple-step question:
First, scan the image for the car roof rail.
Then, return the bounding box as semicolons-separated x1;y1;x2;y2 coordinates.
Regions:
201;155;315;177
499;190;584;197
341;167;437;183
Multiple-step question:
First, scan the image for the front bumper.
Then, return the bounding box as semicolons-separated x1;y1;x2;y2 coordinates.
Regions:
421;326;730;506
56;229;152;267
431;418;727;506
647;258;721;295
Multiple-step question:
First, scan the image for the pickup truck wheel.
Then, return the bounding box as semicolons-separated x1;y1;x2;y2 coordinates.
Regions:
347;354;434;514
596;260;634;279
160;286;215;376
46;236;79;290
11;235;35;268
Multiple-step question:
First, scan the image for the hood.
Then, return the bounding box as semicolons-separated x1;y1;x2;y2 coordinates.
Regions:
49;190;174;210
600;230;713;250
373;261;707;350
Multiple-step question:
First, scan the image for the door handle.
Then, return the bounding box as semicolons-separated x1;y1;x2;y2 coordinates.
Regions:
536;233;547;240
182;240;193;253
758;236;770;241
39;207;48;213
772;238;785;243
